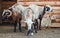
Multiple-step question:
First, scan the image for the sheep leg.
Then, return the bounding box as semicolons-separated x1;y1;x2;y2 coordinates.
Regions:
19;21;22;32
14;21;17;32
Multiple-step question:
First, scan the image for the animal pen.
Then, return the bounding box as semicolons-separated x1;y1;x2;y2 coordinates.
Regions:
0;0;60;38
0;0;60;27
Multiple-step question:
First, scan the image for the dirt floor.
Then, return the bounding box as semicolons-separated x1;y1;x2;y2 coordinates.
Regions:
0;25;60;38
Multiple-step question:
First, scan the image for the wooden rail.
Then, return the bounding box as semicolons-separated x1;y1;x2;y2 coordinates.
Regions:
17;0;60;2
17;1;60;6
46;11;60;23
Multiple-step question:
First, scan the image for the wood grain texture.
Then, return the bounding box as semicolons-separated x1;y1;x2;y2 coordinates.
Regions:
17;2;60;6
17;0;60;2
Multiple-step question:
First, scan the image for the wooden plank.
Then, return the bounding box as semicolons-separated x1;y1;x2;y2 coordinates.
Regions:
1;2;16;10
17;1;60;6
17;0;60;2
45;11;60;23
2;2;16;4
0;5;1;11
49;23;60;27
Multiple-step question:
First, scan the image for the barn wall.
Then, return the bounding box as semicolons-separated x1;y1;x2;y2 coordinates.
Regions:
1;0;60;10
17;0;60;6
17;2;60;6
0;0;2;24
0;2;1;11
2;2;16;9
1;0;60;26
17;0;60;2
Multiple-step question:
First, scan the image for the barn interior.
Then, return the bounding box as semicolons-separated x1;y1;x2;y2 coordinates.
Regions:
0;0;60;38
0;0;60;27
